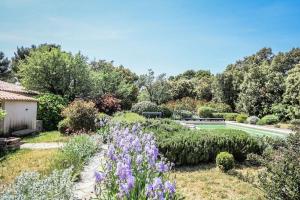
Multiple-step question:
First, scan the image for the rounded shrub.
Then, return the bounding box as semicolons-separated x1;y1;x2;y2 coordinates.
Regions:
247;116;260;125
236;113;248;123
158;105;173;118
173;110;193;119
37;94;67;130
216;152;235;172
198;106;215;118
131;101;159;115
61;100;97;133
257;115;279;125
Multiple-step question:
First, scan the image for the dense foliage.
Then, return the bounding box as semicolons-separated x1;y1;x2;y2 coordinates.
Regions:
257;115;279;125
216;152;235;172
147;120;263;165
3;44;299;123
37;94;67;130
259;131;300;200
60;100;97;133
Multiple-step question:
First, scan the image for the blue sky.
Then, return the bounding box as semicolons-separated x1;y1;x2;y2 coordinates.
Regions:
1;0;300;75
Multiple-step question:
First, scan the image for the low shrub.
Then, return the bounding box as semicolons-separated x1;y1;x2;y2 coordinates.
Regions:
257;115;279;125
198;106;215;118
216;152;235;172
131;101;159;115
158;105;173;118
51;135;99;177
37;94;67;130
60;100;97;133
247;116;260;125
236;113;248;123
111;112;146;125
173;110;193;119
144;118;188;133
0;108;6;120
0;168;73;200
271;103;289;121
212;113;238;121
155;128;264;166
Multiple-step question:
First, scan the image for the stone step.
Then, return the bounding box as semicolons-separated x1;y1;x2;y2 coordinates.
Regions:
11;129;36;137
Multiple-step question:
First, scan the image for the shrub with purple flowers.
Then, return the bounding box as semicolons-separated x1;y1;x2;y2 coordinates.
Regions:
95;125;177;199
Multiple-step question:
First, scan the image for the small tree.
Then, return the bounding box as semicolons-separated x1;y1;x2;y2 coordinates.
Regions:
94;94;121;115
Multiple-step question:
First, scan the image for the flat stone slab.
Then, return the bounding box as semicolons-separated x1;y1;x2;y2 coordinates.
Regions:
11;129;36;137
73;145;107;200
20;142;64;149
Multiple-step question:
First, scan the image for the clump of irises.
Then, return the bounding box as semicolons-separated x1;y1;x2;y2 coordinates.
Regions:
95;124;176;199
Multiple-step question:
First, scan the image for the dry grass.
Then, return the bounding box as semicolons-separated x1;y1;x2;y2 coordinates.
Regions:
0;149;58;191
172;164;265;200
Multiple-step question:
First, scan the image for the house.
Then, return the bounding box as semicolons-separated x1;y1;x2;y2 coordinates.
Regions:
0;81;38;136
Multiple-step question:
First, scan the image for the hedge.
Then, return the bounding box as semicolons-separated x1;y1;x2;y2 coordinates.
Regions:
155;129;263;166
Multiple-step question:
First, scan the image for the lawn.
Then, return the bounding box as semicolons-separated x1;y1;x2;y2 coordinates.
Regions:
172;164;265;200
0;149;58;191
21;131;70;143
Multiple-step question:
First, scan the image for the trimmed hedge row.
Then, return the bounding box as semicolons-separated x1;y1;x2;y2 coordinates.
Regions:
154;128;263;166
212;113;239;121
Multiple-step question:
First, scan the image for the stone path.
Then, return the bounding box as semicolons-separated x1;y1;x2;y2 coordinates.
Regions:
20;142;64;149
73;145;107;200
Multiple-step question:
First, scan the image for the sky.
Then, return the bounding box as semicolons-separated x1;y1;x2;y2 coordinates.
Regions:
1;0;300;75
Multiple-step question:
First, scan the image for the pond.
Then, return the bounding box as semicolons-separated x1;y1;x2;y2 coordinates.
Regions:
196;124;289;138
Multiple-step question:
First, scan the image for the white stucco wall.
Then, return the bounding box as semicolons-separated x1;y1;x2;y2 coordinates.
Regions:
2;101;37;134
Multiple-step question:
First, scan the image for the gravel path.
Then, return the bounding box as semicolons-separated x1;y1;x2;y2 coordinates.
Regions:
20;142;64;149
73;145;107;200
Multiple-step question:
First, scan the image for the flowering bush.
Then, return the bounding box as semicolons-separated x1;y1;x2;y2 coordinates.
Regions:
0;168;73;200
60;100;97;134
94;94;121;115
95;125;177;199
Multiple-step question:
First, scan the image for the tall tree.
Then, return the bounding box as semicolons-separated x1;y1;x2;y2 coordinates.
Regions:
138;69;172;104
283;64;300;119
0;51;13;82
18;46;91;100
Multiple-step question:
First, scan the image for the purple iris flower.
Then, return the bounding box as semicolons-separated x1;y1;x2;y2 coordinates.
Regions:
156;161;169;173
164;181;176;194
95;171;106;183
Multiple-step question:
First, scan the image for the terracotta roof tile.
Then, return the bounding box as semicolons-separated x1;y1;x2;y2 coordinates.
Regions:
0;81;38;95
0;91;38;102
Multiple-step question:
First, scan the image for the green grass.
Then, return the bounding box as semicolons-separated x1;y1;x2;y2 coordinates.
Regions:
0;149;58;191
21;131;70;143
172;164;265;200
197;124;286;138
112;112;146;124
